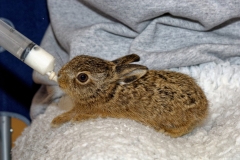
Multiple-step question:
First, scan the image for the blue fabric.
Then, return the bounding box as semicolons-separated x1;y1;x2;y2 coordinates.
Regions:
0;0;50;120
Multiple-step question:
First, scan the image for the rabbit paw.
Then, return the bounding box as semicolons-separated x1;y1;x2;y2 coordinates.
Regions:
71;114;91;122
51;112;73;128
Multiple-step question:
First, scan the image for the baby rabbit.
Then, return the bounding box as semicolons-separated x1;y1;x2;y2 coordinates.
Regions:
51;54;208;137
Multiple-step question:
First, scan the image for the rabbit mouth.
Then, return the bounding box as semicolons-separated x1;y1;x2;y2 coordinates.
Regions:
57;75;67;89
58;83;64;89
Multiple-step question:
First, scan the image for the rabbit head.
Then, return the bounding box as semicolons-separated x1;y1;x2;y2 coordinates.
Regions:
57;54;148;104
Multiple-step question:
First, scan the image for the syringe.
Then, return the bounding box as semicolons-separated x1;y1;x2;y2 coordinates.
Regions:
0;19;57;82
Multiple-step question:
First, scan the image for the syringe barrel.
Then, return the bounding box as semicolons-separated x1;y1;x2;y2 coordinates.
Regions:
0;20;57;82
0;20;32;60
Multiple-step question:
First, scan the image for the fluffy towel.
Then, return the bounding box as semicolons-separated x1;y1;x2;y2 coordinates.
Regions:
12;61;240;159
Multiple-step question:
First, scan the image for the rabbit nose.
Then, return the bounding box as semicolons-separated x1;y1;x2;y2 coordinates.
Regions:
57;73;63;80
57;74;63;84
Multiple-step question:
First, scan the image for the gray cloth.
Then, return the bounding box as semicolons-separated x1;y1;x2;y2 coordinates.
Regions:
30;0;240;119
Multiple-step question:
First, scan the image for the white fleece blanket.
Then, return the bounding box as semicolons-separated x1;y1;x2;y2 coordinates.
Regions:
12;61;240;160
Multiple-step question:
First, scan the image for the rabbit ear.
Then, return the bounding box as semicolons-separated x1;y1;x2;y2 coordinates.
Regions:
112;54;140;65
116;64;148;85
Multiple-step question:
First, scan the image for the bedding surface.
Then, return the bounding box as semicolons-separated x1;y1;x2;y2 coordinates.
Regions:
13;61;240;159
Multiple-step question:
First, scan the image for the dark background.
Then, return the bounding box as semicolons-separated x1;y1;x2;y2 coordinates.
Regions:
0;0;50;121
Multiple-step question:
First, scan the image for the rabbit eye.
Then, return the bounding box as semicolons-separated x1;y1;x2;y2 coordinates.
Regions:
77;73;88;83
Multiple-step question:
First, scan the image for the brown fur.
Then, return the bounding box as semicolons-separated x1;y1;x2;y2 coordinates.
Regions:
51;54;208;137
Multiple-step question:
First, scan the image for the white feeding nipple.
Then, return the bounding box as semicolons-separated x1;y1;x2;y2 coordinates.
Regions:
24;45;58;82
